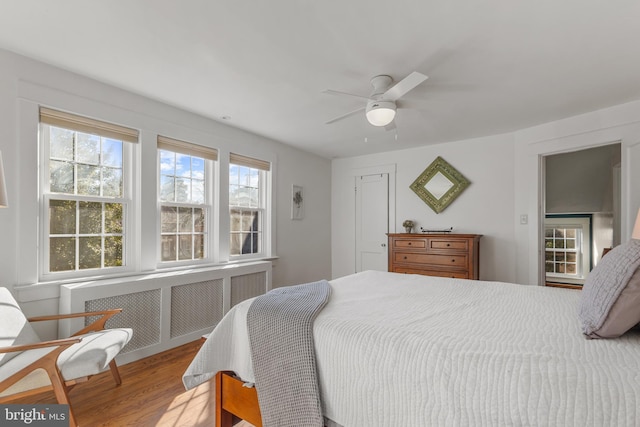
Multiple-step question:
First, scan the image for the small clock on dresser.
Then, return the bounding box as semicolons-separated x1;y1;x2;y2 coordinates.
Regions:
387;233;482;279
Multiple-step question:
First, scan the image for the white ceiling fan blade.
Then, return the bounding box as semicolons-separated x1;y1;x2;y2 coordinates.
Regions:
325;106;365;124
322;89;370;101
383;72;428;101
384;121;396;132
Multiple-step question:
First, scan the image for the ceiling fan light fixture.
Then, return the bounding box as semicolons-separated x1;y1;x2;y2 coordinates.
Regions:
366;100;396;126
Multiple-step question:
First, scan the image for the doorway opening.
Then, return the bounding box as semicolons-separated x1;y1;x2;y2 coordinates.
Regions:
542;143;621;288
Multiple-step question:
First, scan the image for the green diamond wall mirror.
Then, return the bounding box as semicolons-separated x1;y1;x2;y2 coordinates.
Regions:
410;156;470;214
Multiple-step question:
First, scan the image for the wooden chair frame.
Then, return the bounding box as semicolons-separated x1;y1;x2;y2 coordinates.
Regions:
0;309;125;427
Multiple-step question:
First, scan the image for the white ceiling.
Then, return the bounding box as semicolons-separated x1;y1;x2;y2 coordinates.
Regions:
1;1;639;159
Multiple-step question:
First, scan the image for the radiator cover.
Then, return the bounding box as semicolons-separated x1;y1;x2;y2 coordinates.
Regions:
59;261;271;364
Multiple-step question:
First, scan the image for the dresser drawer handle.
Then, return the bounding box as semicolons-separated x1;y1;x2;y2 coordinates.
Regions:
446;243;451;247
404;256;408;260
451;259;455;262
408;242;412;245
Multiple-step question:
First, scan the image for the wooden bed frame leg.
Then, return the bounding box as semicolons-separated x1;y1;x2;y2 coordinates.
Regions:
215;371;234;427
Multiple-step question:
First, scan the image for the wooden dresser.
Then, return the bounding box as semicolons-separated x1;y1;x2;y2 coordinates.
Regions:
387;233;482;279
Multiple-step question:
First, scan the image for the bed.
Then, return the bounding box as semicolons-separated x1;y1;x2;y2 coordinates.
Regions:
183;269;640;427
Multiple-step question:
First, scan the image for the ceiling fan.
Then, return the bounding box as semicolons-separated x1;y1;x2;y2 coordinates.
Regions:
324;71;428;130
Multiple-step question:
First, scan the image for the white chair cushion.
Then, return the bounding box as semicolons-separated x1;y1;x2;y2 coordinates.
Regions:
0;328;132;396
0;287;42;366
1;286;132;398
58;328;133;380
0;347;54;384
0;368;51;397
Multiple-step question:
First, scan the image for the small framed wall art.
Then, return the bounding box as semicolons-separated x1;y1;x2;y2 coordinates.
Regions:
291;184;304;220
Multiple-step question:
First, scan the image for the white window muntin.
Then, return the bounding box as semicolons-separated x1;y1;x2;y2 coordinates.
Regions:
157;141;216;266
229;161;267;259
39;122;135;280
544;216;591;283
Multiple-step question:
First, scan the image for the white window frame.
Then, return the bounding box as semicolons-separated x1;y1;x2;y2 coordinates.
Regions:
157;141;216;267
39;121;136;281
229;156;270;260
544;216;591;285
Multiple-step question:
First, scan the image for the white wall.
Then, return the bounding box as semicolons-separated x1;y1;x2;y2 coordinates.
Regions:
333;100;640;286
545;144;620;214
332;133;517;283
272;145;332;285
0;49;331;328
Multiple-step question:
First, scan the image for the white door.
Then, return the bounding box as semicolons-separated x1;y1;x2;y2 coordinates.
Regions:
355;173;389;272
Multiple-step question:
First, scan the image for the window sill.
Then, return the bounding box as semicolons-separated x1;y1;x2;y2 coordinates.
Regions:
545;282;583;290
15;258;278;303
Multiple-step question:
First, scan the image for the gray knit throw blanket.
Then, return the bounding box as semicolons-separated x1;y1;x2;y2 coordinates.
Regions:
247;280;330;427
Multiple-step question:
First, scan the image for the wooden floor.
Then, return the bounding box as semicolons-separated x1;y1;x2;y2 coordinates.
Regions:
5;340;253;427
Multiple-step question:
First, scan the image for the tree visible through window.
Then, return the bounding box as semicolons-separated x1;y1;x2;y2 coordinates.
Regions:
545;227;579;276
45;125;126;272
544;215;592;286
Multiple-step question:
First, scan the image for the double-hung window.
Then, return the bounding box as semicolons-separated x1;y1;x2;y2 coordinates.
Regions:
229;153;270;257
40;108;137;277
544;215;592;284
158;136;216;264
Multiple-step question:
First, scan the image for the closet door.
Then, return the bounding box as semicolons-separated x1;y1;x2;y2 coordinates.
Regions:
355;173;389;272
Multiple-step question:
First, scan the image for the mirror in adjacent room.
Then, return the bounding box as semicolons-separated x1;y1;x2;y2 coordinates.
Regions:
542;143;621;288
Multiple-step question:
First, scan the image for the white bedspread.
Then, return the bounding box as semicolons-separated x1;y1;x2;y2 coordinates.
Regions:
183;270;640;427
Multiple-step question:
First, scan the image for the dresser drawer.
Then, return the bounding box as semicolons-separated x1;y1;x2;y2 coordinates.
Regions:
394;252;467;266
393;267;469;279
429;239;468;251
394;239;427;249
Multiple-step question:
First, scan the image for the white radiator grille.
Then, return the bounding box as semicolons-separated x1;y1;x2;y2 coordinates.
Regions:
171;278;224;338
60;261;271;364
231;272;267;307
85;289;161;354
